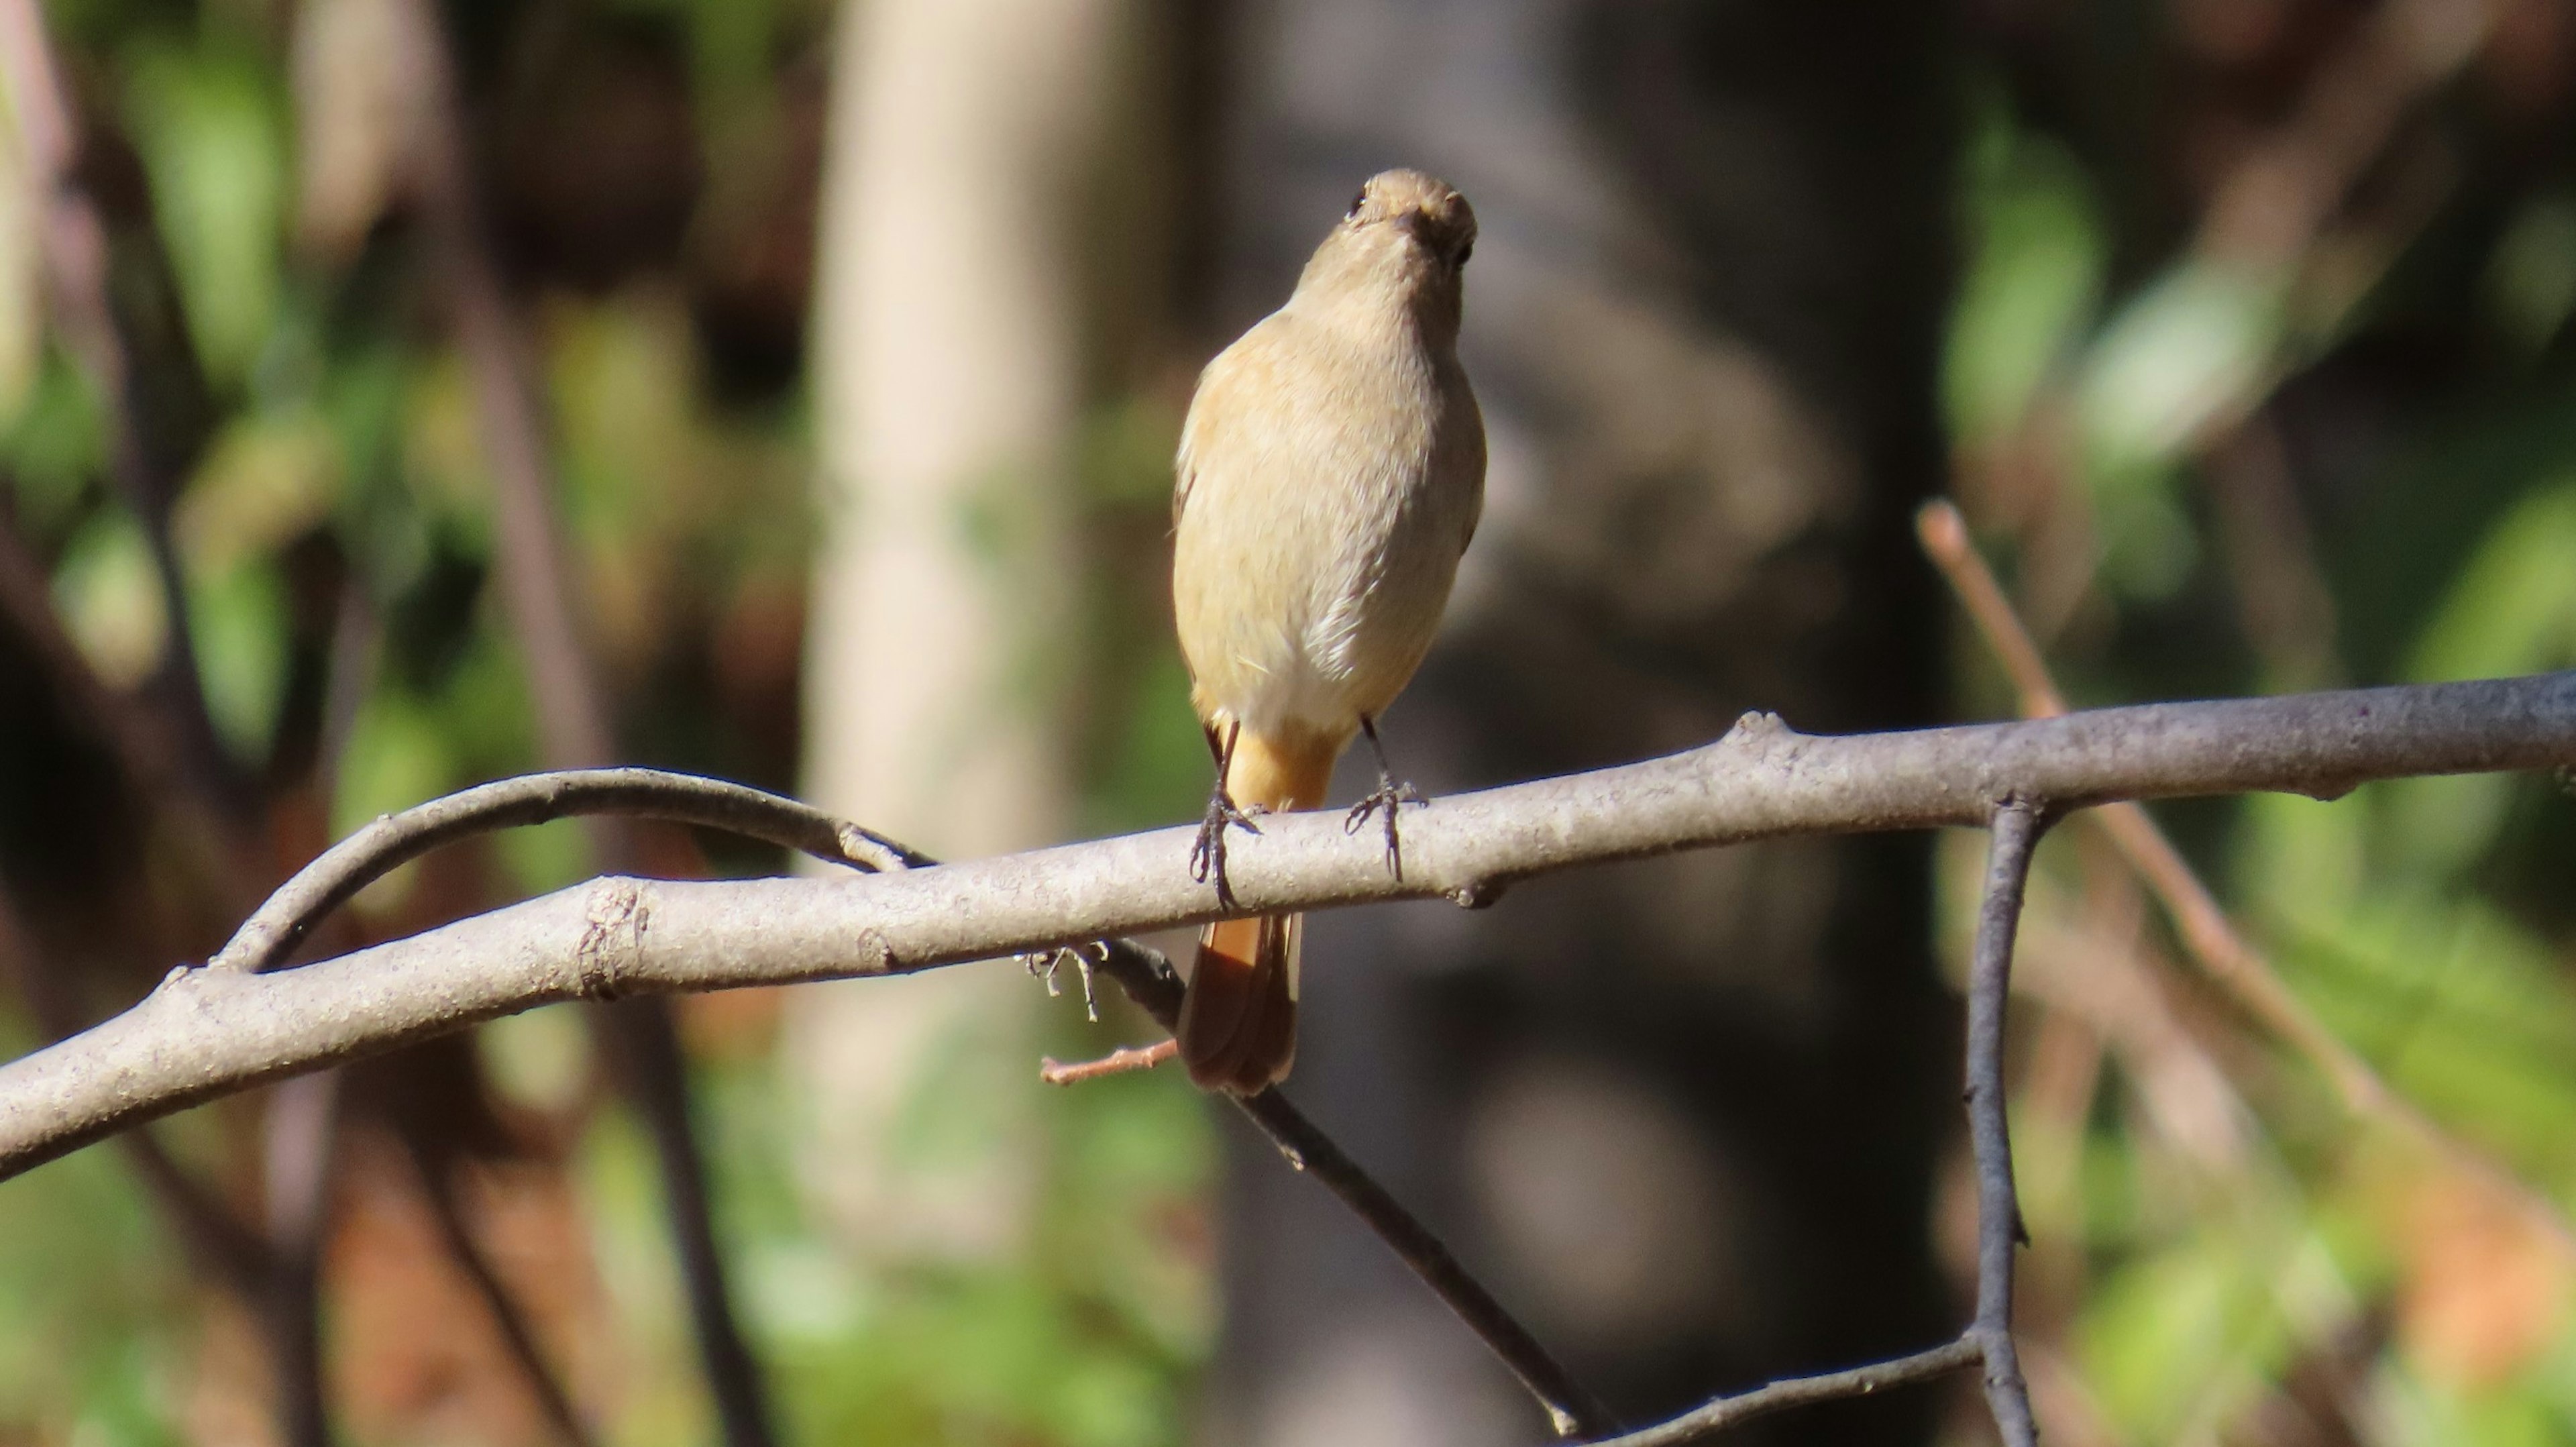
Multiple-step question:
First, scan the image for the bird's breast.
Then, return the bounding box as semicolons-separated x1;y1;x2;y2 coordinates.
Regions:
1172;315;1482;745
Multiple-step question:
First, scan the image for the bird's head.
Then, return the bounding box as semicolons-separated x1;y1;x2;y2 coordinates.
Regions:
1342;169;1476;270
1293;169;1477;336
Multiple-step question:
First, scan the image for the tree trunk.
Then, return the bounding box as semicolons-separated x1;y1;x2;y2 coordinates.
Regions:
794;0;1118;1264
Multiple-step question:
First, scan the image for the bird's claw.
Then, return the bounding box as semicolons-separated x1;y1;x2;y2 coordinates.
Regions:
1344;778;1426;879
1191;788;1264;908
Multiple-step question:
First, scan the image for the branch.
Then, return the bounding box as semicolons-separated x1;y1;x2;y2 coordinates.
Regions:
1917;501;2576;1247
1580;1336;1984;1446
192;768;1615;1438
1966;802;2044;1446
5;672;2571;1183
208;768;924;973
1580;801;2051;1445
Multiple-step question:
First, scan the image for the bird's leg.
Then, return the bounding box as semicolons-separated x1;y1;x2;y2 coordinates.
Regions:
1344;715;1425;878
1190;720;1261;908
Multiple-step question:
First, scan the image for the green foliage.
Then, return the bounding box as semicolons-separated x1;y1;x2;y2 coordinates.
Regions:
0;1018;184;1447
122;41;286;390
1947;85;2576;1447
1945;109;2105;447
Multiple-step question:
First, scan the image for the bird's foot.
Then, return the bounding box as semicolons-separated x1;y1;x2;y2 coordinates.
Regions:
1345;777;1426;879
1190;786;1264;908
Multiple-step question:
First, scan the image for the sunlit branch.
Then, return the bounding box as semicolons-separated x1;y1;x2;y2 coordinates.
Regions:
1917;500;2576;1250
187;765;1617;1439
7;671;2573;1184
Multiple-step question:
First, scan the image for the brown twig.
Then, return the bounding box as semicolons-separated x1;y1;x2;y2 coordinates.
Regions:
397;1128;601;1447
1916;499;2576;1249
1038;1040;1176;1085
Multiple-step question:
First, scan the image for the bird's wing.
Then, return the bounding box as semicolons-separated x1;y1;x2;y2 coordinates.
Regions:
1452;378;1488;557
1173;311;1304;529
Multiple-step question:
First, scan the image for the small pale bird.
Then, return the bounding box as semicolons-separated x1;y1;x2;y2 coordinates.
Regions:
1170;168;1486;1093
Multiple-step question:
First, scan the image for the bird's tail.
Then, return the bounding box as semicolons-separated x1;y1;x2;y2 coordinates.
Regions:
1179;727;1338;1093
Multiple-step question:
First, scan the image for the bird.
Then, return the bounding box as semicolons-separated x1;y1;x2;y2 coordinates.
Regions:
1169;168;1485;1094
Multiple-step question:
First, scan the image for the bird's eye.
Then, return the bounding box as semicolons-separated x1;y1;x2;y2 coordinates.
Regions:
1456;237;1474;266
1346;188;1368;219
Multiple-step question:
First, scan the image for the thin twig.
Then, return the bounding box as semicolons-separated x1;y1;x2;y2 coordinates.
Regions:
398;1128;602;1447
1038;1040;1175;1085
1577;1335;1984;1446
1966;801;2045;1447
1917;500;2576;1248
1250;1087;1619;1436
208;769;924;973
1077;937;1618;1438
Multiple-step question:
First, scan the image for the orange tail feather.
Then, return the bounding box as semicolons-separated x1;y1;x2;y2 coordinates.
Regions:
1179;727;1338;1093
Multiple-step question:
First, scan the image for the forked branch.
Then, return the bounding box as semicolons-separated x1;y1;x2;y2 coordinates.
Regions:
198;767;1615;1438
1583;801;2047;1445
0;674;2571;1438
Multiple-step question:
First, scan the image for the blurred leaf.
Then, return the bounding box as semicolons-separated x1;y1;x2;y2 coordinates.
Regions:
50;506;168;689
2291;898;2576;1173
2406;479;2576;685
1944;121;2104;447
187;557;288;761
2081;264;2282;468
0;99;45;430
1086;651;1209;837
478;1002;594;1116
174;409;341;575
2373;481;2576;881
2081;1223;2291;1440
289;0;416;265
331;683;451;915
497;816;591;898
0;1014;184;1446
1;353;108;541
123;45;286;388
2239;790;2370;924
2483;193;2576;357
400;350;496;553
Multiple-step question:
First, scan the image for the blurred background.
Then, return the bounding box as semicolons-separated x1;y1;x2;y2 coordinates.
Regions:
0;0;2573;1443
